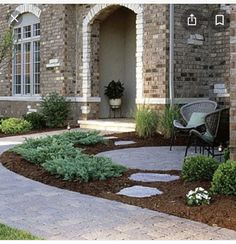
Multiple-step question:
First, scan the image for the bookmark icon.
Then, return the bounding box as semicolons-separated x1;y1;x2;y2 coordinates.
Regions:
215;14;224;26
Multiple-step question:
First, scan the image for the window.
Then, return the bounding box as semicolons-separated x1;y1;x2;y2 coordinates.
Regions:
13;13;40;96
23;25;31;38
33;23;40;36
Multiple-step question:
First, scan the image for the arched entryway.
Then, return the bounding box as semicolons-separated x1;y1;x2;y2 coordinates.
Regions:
81;4;144;119
99;7;136;118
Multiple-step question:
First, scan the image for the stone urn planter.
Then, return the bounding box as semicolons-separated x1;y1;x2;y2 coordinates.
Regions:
109;98;122;109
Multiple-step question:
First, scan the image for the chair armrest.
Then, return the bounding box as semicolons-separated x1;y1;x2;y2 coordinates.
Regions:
173;120;189;129
190;129;204;137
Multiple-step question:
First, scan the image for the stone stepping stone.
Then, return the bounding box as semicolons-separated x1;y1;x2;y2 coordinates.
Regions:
129;173;180;182
117;185;162;198
114;140;136;146
103;136;118;140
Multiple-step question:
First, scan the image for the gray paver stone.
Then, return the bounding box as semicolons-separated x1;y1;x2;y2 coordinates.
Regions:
117;185;163;197
129;173;180;182
114;140;136;146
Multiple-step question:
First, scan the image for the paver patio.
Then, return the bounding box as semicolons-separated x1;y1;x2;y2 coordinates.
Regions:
0;142;236;240
97;146;197;170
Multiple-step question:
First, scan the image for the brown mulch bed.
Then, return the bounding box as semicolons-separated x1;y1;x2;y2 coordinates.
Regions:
1;132;236;231
80;132;187;154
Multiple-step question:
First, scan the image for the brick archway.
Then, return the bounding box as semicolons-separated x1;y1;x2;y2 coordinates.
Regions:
9;4;41;25
81;4;144;112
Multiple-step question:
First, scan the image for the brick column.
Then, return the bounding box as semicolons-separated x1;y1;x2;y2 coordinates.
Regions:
230;5;236;159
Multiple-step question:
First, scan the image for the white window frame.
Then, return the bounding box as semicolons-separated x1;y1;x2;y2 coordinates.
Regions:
13;21;40;96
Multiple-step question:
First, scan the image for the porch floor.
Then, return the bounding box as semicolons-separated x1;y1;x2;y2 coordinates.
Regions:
78;118;136;132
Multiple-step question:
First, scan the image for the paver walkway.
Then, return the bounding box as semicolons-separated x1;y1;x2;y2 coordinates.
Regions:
0;143;236;239
0;128;83;145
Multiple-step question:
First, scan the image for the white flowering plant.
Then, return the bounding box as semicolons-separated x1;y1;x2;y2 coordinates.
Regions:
186;187;211;206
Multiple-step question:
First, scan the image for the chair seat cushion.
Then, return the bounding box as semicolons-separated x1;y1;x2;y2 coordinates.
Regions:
202;130;214;143
187;112;206;128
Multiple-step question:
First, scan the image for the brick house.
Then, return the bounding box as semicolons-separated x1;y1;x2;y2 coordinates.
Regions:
0;3;236;157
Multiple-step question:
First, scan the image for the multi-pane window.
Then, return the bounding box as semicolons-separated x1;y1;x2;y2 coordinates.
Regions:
33;41;40;94
13;44;21;94
33;23;40;36
13;14;40;96
23;42;31;94
14;27;21;40
23;25;31;38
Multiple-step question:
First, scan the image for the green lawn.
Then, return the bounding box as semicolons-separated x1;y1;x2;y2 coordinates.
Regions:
0;223;40;240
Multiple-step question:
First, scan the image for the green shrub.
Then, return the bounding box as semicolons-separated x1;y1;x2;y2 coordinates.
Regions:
11;131;105;155
23;112;46;130
11;139;78;165
10;130;125;182
135;106;158;138
223;147;230;162
15;136;55;149
211;160;236;195
0;118;32;134
54;130;105;145
158;105;180;139
10;130;105;165
0;117;10;124
43;153;127;182
181;155;219;181
41;92;69;128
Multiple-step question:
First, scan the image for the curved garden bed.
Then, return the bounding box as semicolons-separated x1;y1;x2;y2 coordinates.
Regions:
0;131;236;231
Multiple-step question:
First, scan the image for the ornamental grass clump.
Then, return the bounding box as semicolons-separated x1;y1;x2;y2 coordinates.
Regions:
135;106;158;138
181;155;219;181
186;187;211;206
158;105;180;139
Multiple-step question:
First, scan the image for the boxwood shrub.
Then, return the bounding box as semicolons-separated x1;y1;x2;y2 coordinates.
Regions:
211;160;236;195
41;92;69;128
181;155;219;181
23;112;46;130
0;118;32;134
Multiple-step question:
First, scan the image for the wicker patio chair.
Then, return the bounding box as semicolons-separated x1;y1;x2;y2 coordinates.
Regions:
184;107;229;157
170;100;217;150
